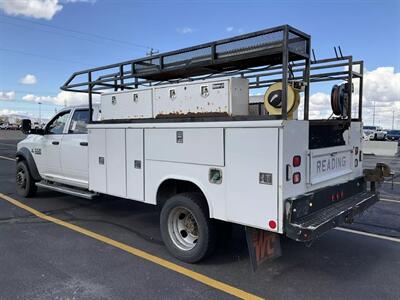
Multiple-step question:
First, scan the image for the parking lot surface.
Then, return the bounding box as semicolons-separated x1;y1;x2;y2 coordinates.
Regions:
0;130;399;299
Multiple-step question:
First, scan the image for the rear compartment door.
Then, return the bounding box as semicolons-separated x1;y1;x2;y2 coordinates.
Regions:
225;128;279;230
307;145;353;185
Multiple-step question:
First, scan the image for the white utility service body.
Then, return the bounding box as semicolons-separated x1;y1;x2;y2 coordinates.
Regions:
87;118;363;233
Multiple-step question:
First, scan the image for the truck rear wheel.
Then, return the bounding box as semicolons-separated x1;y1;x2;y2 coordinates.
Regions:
160;193;216;263
16;160;37;197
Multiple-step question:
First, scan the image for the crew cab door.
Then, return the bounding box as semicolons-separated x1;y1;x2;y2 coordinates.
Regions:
60;108;89;188
40;110;71;179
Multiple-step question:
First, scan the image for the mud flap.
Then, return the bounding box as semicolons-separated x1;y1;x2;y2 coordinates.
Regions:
245;227;281;271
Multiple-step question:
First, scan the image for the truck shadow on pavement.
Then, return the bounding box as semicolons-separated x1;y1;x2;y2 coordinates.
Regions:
19;188;395;277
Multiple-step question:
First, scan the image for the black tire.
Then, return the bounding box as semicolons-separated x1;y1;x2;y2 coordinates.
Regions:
160;192;216;263
16;160;37;197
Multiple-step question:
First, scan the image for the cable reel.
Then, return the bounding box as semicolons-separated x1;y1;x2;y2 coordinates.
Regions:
264;82;301;119
331;83;352;117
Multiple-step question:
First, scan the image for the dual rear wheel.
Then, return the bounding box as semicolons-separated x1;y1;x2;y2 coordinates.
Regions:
160;193;217;263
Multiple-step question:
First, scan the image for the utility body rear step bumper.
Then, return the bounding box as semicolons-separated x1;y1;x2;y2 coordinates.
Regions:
285;177;378;242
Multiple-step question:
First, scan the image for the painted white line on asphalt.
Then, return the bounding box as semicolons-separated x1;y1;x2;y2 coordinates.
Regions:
0;142;17;147
384;181;400;185
335;227;400;243
0;155;15;161
381;198;400;204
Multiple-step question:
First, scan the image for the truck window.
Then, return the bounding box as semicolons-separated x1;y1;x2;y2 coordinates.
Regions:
46;111;71;134
69;109;89;134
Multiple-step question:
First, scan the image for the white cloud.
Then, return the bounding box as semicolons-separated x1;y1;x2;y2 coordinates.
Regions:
54;91;99;106
0;109;20;115
20;74;38;85
62;0;96;2
177;27;193;34
22;91;99;106
0;91;16;101
22;93;53;103
0;0;96;20
0;0;63;20
225;26;244;34
358;67;400;106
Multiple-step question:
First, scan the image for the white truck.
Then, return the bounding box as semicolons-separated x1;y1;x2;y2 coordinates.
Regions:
16;25;389;265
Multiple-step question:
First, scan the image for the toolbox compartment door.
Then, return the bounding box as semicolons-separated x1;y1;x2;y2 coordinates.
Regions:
126;129;144;201
145;128;224;166
88;128;107;193
106;129;127;198
225;128;279;230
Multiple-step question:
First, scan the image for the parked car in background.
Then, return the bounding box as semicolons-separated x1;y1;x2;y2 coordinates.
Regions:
386;129;400;141
363;129;375;140
0;123;9;130
9;124;19;130
363;125;387;140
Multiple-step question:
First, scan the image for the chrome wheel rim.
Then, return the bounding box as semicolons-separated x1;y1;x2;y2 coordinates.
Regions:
16;168;26;188
168;206;199;251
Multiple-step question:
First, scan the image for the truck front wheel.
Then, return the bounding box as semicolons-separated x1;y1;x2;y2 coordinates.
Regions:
160;193;216;263
16;160;37;197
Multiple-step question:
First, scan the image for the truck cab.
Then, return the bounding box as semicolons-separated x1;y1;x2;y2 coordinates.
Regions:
17;105;99;193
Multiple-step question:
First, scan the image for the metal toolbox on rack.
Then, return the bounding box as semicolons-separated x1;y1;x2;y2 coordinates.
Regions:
101;88;153;120
153;77;249;117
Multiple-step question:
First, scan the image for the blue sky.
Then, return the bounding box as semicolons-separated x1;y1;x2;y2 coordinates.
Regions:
0;0;399;125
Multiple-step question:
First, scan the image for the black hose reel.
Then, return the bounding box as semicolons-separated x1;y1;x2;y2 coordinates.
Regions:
331;83;353;117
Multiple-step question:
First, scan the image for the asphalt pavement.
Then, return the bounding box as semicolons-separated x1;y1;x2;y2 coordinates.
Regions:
0;130;399;300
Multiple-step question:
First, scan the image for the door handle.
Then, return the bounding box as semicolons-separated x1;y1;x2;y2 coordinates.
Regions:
52;141;59;145
80;142;88;146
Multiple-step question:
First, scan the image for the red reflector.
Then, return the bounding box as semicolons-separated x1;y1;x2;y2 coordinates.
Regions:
269;220;277;229
336;191;340;200
293;172;301;184
293;155;301;167
331;194;336;201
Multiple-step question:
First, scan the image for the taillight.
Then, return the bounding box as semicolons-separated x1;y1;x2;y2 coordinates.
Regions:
293;155;301;167
268;220;277;230
331;190;344;202
293;172;301;184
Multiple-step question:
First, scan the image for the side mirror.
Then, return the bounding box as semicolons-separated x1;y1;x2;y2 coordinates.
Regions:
21;119;31;134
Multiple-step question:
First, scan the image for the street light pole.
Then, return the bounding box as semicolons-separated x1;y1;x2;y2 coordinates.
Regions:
38;102;42;125
372;100;376;126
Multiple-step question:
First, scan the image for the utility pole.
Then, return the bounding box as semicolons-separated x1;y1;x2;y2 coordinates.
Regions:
146;48;159;56
38;102;42;125
372;100;376;126
393;110;395;130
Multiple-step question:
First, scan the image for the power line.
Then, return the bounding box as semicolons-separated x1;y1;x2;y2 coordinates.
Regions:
0;47;89;65
0;90;59;95
0;15;153;51
0;19;147;53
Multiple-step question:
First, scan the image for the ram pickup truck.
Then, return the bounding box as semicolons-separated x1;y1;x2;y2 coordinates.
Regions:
15;25;390;265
